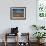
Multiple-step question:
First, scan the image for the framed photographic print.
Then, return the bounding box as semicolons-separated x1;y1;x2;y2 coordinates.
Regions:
10;7;26;20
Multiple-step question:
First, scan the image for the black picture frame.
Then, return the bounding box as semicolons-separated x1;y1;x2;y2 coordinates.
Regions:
10;7;26;20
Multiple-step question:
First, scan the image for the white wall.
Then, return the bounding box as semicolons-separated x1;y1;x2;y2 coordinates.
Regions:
0;0;37;42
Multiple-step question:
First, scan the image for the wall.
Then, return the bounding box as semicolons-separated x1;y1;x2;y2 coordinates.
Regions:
0;0;37;42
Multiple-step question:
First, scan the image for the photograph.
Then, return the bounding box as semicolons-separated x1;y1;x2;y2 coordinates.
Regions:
10;7;26;20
